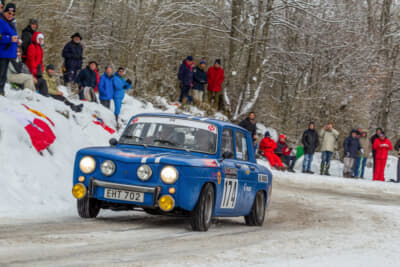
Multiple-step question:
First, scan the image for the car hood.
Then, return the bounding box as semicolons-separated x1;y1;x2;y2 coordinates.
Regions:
77;146;220;168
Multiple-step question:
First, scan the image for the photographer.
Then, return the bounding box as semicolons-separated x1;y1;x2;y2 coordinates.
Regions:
319;123;339;175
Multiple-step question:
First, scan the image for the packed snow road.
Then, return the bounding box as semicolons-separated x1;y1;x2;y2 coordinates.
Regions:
1;174;400;267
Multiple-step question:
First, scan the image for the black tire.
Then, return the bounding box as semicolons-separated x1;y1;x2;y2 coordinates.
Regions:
191;183;215;231
245;191;266;226
77;196;100;218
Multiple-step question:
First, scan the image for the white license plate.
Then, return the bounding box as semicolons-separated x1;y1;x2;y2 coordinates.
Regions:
104;188;144;203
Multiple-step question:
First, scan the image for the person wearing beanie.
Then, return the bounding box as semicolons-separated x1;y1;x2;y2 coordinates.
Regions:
75;61;98;102
343;129;362;178
207;59;225;110
319;123;339;175
301;122;319;174
372;132;392;181
177;56;194;106
43;64;83;112
21;18;39;62
62;32;84;87
192;59;207;106
259;131;285;170
0;3;18;97
358;129;371;179
25;31;44;78
275;134;297;173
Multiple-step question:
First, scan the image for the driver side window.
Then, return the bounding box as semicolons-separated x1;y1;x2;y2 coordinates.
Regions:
221;129;234;159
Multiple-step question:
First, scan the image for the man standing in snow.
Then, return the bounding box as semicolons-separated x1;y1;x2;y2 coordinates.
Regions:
178;56;194;106
301;122;319;174
207;59;225;110
239;112;257;143
62;32;84;86
370;127;383;173
43;64;83;112
98;66;114;108
20;19;38;62
358;129;371;178
372;132;392;182
343;130;362;178
192;59;207;106
319;123;339;175
0;3;18;97
113;67;132;128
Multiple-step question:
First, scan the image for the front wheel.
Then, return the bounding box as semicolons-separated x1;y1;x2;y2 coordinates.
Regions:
77;196;100;218
191;183;215;231
245;191;266;226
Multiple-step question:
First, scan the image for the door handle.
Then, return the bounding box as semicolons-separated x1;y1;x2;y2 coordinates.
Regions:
250;166;256;171
235;163;242;168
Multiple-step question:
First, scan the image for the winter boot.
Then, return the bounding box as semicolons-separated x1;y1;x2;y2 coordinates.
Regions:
320;163;325;175
324;163;331;176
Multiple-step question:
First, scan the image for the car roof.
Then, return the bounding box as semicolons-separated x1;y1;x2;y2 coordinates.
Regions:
133;113;243;129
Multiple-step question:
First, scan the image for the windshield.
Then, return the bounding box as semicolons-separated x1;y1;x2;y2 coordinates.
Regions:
119;116;218;154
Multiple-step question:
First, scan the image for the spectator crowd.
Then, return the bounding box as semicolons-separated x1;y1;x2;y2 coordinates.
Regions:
0;2;132;129
239;112;400;183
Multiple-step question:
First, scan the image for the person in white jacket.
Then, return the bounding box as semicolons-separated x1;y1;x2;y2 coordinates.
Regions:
320;123;339;175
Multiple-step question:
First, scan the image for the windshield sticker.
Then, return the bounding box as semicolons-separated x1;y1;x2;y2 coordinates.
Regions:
131;118;139;124
208;125;216;132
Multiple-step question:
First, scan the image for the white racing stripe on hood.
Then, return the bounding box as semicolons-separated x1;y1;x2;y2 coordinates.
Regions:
141;157;148;164
155;157;162;164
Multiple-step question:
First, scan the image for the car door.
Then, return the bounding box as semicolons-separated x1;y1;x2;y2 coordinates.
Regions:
234;130;259;213
215;128;242;216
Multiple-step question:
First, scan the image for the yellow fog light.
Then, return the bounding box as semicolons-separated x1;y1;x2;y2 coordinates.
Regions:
158;195;175;212
168;187;176;194
72;183;87;199
78;176;85;182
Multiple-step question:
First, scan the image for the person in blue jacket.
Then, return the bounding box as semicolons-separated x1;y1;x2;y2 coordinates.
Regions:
0;3;18;97
113;67;132;125
192;60;207;106
177;56;194;105
98;66;114;108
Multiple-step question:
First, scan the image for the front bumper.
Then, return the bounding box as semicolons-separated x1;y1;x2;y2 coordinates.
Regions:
88;178;162;207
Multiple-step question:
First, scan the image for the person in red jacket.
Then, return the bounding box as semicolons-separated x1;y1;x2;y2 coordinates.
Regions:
25;31;44;78
259;131;284;170
372;132;392;181
207;59;225;110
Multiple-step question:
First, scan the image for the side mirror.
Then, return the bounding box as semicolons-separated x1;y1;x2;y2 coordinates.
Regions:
222;151;234;159
109;138;118;146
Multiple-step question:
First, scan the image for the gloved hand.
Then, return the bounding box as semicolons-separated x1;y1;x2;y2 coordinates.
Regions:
345;152;350;157
126;79;132;85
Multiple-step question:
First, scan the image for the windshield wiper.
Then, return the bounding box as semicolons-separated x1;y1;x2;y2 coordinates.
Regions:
153;139;177;146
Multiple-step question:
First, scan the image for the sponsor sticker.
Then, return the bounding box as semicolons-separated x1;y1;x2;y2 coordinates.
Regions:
217;171;222;184
203;159;218;167
117;152;155;158
131;118;139;124
208;125;216;132
258;174;269;183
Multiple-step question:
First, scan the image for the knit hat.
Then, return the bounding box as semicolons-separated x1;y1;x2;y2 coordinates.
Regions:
4;3;16;13
215;59;221;65
89;60;97;66
187;56;193;61
264;131;270;137
46;64;55;71
279;134;286;140
29;18;39;25
200;60;206;65
71;32;82;40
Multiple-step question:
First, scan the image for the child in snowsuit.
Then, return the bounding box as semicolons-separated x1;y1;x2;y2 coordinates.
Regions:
372;132;392;182
112;67;132;127
260;131;284;170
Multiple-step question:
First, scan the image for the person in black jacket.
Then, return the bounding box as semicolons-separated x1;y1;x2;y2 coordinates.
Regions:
370;127;383;173
192;60;207;106
239;112;257;143
20;19;38;62
62;32;84;85
75;61;98;102
343;130;362;178
301;122;319;174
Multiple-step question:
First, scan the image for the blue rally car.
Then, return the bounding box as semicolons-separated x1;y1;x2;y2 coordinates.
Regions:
72;113;273;231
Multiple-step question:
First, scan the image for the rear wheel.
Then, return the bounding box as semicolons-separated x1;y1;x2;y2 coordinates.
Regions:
245;191;266;226
191;183;214;231
77;196;100;218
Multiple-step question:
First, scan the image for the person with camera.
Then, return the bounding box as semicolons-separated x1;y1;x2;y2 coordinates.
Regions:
113;67;132;128
319;123;339;175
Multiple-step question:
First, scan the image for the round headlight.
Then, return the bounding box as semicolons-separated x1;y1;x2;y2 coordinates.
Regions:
79;156;96;174
101;160;116;176
137;164;152;181
160;166;179;184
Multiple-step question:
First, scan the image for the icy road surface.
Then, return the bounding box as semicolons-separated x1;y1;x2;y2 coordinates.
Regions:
1;173;400;267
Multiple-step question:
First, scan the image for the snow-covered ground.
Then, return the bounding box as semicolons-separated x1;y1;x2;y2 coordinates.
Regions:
1;85;400;266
